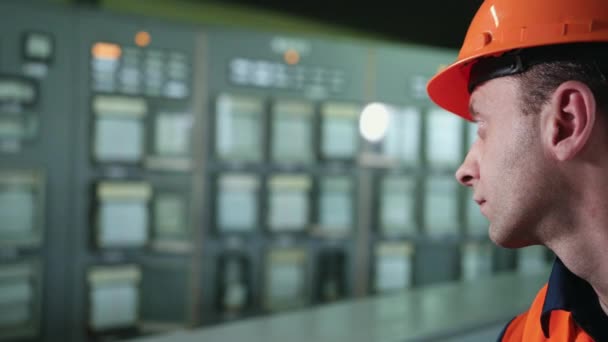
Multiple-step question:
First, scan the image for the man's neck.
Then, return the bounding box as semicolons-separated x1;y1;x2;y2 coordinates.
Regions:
547;222;608;317
541;146;608;317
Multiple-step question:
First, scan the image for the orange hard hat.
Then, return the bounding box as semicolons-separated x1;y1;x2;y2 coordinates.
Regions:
427;0;608;121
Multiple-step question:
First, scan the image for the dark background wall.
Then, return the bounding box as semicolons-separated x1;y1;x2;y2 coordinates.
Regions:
193;0;483;49
72;0;482;49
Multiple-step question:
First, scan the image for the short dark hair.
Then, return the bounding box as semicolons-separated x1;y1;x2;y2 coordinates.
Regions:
514;59;608;116
469;43;608;116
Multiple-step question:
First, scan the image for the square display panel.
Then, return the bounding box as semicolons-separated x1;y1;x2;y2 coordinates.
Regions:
318;177;352;233
466;188;488;236
90;284;138;330
0;262;39;339
382;107;421;164
319;191;351;228
154;113;191;157
518;245;551;274
0;188;35;237
267;175;311;232
268;190;308;231
423;177;459;236
461;243;493;281
271;100;314;163
426;108;463;168
322;117;357;159
0;270;33;328
0;172;43;247
268;264;303;303
265;249;307;311
217;175;258;233
93;116;144;163
98;200;148;247
320;102;360;160
218;190;257;232
375;243;413;293
215;94;264;162
153;193;187;240
88;266;140;331
23;32;54;62
380;177;416;235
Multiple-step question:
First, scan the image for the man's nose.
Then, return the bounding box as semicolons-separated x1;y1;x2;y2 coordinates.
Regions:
455;142;479;187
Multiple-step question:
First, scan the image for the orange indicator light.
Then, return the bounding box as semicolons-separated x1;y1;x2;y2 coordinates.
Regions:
284;49;300;65
135;31;151;47
91;42;122;60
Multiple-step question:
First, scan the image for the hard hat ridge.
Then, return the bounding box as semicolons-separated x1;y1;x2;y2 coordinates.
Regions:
427;0;608;121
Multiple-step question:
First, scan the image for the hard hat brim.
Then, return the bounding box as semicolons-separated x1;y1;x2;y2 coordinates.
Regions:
427;56;476;122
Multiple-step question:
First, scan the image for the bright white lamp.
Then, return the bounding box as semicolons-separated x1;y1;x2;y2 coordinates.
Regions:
359;102;390;142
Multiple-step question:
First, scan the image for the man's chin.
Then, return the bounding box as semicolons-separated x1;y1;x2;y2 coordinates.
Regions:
489;225;535;249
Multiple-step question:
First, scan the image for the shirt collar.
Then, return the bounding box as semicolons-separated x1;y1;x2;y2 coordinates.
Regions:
541;258;608;340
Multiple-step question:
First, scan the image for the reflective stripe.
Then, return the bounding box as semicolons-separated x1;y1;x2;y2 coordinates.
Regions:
497;316;518;342
500;284;595;341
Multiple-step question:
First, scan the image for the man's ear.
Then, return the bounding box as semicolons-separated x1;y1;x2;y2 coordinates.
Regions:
541;81;597;161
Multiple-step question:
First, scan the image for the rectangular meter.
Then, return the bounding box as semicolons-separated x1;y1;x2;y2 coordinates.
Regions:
151;191;189;251
153;112;192;157
0;262;39;340
374;242;414;293
425;108;463;168
217;174;259;233
0;76;37;106
0;110;38;142
22;32;54;63
95;182;151;248
423;176;459;236
88;265;141;331
466;187;488;236
264;248;308;311
380;176;417;236
215;94;264;162
0;77;39;143
518;245;551;274
270;99;314;163
317;176;353;236
92;95;147;164
382;107;421;165
320;102;360;160
0;171;44;247
461;242;493;281
267;175;311;232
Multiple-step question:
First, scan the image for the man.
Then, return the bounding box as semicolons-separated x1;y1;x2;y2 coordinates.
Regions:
426;0;608;340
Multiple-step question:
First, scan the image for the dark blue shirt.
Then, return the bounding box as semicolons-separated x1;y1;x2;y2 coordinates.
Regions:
497;257;608;341
540;258;608;340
